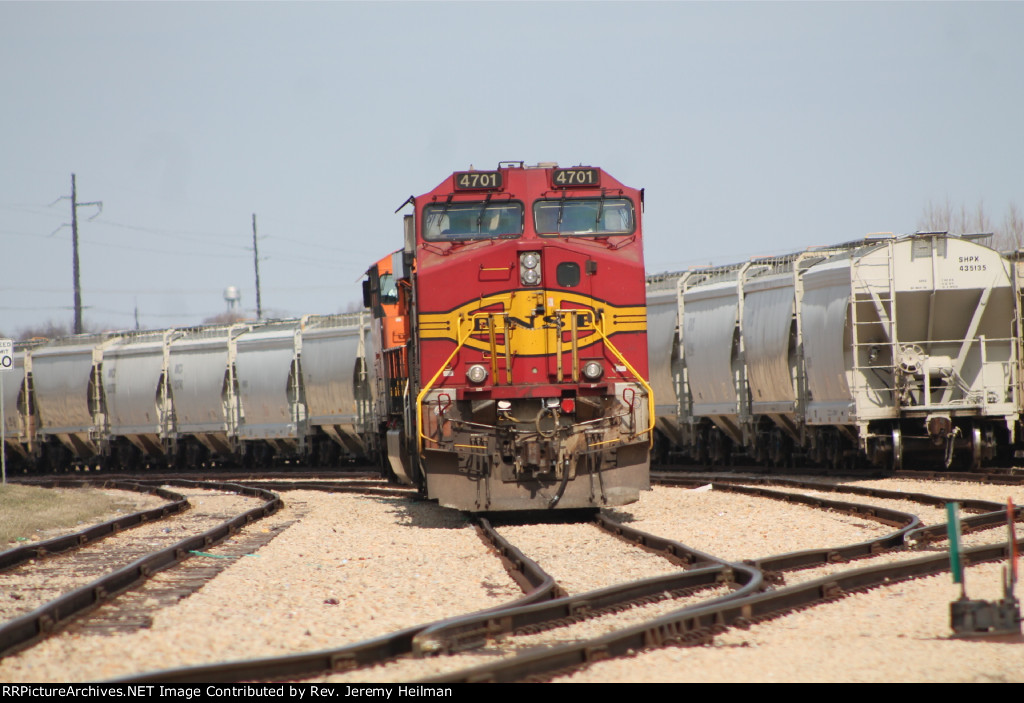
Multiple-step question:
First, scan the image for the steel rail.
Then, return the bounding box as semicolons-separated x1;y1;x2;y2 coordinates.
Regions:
108;515;558;684
652;476;922;573
0;481;282;659
414;563;759;657
893;469;1024;485
906;506;1024;545
0;480;189;572
110;516;760;683
410;477;1019;682
655;472;1024;550
110;479;920;682
651;465;1024;486
418;535;1024;683
412;484;923;668
663;473;1017;513
236;479;418;500
11;468;385;485
593;511;738;567
656;475;916;526
412;514;763;656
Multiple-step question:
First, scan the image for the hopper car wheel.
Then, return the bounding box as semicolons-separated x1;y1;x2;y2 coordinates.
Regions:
120;444;142;472
185;441;208;470
753;439;767;465
970;424;983;472
695;430;709;467
318;439;340;468
891;427;903;471
254;443;273;469
45;443;72;473
709;429;728;466
825;432;841;470
769;429;792;467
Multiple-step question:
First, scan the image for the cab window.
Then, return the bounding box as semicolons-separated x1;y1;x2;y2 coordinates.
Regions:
423;202;523;241
378;273;398;305
534;198;634;236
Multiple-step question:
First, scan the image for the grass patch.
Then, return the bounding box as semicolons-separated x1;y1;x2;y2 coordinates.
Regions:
0;484;143;545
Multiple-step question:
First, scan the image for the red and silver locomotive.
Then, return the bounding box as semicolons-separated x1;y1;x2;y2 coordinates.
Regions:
363;162;652;511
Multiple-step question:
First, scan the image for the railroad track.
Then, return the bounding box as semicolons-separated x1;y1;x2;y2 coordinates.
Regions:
412;476;1023;683
653;461;1024;483
2;472;1021;682
109;475;957;682
0;480;281;658
10;467;381;486
62;515;301;637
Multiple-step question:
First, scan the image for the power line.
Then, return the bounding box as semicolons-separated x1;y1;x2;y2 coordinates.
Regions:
91;218;252;250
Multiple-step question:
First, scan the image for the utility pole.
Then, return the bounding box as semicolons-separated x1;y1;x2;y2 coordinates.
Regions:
71;175;81;334
252;213;263;320
64;174;102;334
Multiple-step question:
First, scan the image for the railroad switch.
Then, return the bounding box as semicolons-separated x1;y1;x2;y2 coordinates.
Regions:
950;594;1021;638
947;500;1021;638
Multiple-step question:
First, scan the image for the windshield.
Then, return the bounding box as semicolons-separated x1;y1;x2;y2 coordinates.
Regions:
379;273;398;305
533;198;635;236
423;201;523;241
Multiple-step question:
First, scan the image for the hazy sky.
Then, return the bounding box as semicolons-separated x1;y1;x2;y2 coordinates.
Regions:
2;1;1021;336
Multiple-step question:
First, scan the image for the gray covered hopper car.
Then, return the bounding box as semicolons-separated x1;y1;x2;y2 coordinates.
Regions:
647;232;1022;470
1;313;373;471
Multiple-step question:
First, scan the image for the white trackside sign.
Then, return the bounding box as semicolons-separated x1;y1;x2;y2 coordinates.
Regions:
0;339;11;372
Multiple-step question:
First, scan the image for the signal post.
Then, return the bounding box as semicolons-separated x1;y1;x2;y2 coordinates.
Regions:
0;338;11;484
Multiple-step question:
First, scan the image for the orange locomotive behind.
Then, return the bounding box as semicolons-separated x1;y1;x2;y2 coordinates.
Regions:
363;162;652;511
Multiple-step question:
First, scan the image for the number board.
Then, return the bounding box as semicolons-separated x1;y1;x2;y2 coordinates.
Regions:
0;339;12;372
552;168;600;188
454;171;502;191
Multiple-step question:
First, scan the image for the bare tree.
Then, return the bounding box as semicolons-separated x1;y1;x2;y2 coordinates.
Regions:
999;202;1024;251
16;320;77;341
202;311;249;325
918;197;954;233
919;198;1022;252
918;197;993;234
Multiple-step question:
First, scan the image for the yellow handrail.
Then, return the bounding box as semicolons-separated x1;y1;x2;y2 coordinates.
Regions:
487;314;498;383
416;317;472;451
415;309;654;450
590;322;656;447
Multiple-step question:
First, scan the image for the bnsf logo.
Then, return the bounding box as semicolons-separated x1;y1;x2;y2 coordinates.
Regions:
472;312;593;332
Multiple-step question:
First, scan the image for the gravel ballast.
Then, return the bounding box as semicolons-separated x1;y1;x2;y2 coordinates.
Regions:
560;561;1022;683
0;490;520;682
0;476;1020;683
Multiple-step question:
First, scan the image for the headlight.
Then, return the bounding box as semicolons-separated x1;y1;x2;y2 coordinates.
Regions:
520;251;541;286
466;364;488;384
582;361;603;380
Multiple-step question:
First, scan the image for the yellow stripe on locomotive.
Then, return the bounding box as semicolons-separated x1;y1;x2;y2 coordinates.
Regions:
418;289;646;358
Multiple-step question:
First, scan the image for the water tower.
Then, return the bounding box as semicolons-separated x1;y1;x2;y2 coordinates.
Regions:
224;286;241;314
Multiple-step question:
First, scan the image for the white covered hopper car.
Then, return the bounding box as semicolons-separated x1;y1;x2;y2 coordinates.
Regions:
1;313;375;471
646;232;1022;470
